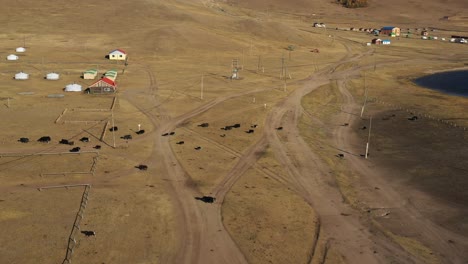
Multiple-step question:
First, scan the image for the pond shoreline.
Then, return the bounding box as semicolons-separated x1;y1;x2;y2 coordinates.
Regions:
414;69;468;97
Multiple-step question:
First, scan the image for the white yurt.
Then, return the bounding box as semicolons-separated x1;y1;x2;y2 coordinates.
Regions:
15;72;29;80
46;72;60;80
7;54;19;61
16;47;26;53
64;83;82;92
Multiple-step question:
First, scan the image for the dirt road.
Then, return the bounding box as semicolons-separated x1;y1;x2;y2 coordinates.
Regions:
334;75;468;264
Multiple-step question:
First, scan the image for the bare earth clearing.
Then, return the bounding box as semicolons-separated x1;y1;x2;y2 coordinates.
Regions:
0;0;467;263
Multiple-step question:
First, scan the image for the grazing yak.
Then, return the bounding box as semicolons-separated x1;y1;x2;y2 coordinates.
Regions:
121;135;132;140
69;147;81;153
135;165;148;170
81;231;96;237
195;196;216;203
59;139;74;145
38;136;51;143
18;138;29;143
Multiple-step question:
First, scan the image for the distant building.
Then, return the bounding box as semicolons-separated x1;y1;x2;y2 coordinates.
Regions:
421;30;428;36
380;26;400;37
313;22;326;28
382;39;391;45
108;49;127;61
372;38;382;45
86;77;117;94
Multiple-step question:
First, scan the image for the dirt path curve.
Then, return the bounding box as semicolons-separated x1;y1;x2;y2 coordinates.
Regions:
205;46;408;263
335;77;468;263
262;73;397;263
123;66;279;263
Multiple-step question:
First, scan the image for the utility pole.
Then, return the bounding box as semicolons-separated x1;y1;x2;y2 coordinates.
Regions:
232;59;239;79
280;56;285;79
111;110;116;148
361;71;367;117
242;49;245;70
365;116;372;159
200;74;204;100
257;55;263;73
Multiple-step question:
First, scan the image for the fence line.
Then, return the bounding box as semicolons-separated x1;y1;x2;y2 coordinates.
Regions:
0;151;99;158
110;96;117;111
369;97;467;131
100;121;110;141
40;172;94;177
90;156;99;175
55;108;68;124
63;184;91;264
63;120;105;125
37;184;91;264
72;108;111;112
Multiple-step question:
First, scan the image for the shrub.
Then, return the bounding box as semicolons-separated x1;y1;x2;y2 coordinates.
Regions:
337;0;368;8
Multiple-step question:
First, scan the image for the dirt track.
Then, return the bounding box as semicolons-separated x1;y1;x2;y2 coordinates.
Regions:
122;43;410;263
1;1;468;263
119;34;468;263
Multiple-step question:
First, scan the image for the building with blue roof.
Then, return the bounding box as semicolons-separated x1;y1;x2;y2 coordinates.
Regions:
380;26;400;37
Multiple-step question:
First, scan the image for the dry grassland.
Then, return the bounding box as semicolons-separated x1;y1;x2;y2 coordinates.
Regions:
1;0;467;263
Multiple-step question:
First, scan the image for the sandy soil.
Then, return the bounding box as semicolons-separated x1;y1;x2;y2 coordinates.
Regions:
1;0;468;264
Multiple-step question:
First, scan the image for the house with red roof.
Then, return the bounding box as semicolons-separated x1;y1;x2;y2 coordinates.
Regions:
108;49;127;61
86;77;117;94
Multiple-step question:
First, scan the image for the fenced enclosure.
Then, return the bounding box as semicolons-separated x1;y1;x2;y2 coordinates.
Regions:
38;184;92;264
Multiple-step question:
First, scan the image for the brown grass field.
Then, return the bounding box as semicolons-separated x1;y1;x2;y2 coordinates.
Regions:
0;0;467;263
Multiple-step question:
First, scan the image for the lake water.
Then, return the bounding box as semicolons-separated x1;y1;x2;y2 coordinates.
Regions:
414;70;468;97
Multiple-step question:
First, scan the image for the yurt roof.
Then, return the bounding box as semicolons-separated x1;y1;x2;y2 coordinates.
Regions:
7;54;19;60
15;72;29;79
46;73;60;79
66;83;82;88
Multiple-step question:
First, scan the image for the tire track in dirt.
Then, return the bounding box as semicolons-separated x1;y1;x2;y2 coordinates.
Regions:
263;73;390;263
125;41;405;263
335;77;468;263
181;127;290;186
124;64;286;263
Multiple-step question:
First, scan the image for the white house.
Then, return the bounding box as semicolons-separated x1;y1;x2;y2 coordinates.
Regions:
108;49;127;60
